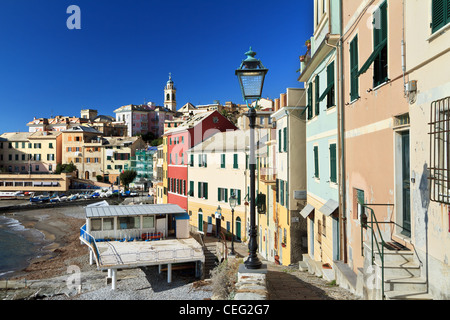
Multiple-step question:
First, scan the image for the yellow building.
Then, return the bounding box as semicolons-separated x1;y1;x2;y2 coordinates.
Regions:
187;130;248;241
61;126;104;181
0;131;62;174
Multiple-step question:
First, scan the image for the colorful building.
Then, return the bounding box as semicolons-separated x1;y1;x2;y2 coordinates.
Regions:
164;110;237;211
404;0;450;299
269;88;308;266
298;0;341;275
187;130;248;239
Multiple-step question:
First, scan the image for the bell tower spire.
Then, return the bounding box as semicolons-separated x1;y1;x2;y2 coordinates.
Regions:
164;73;177;112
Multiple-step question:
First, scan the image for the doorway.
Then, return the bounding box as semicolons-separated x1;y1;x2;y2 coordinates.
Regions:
401;131;411;236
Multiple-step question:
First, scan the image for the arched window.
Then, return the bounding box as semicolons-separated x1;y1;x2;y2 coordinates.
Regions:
166;93;170;101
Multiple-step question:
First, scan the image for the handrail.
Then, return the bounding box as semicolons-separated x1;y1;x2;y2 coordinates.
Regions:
360;204;389;300
80;224;102;265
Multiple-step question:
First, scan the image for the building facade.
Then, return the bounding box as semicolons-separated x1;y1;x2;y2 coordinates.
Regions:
298;0;341;272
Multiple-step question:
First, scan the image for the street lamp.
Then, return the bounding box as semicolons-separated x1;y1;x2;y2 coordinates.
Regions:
235;47;268;269
229;194;238;256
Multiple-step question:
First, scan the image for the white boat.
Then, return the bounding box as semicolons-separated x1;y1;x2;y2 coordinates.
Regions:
0;191;25;199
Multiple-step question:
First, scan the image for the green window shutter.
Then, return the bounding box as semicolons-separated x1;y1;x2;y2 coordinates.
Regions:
283;127;287;152
238;189;241;205
280;180;284;206
198;182;201;198
204;183;208;199
314;146;319;178
203;154;207;168
330;144;337;183
198;154;202;167
190;181;194;196
319;61;335;103
190;154;194;167
350;35;359;101
373;1;388;87
278;129;282;153
245;154;249;169
218;188;221;201
221;154;225;168
315;75;320;116
225;188;228;202
233;154;238;168
432;0;446;32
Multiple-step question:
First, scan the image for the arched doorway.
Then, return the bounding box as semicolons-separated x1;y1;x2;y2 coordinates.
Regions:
235;217;241;241
85;171;90;180
198;209;203;232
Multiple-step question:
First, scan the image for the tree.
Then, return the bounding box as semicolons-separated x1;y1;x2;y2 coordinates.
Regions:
119;170;137;191
55;162;77;174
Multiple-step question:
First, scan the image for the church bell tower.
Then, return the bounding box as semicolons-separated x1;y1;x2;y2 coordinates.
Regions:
164;73;177;112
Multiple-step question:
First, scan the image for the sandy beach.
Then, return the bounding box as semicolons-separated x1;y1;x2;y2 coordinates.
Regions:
2;204;90;281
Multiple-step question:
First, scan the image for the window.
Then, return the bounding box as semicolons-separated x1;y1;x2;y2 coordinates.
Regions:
103;218;114;231
429;97;450;203
278;129;282;153
356;189;366;222
330;143;337;183
307;84;313;120
143;216;154;228
190;154;194;167
230;188;241;205
91;219;102;231
315;75;320;116
221;154;226;168
313;146;319;179
358;1;388;87
118;217;140;229
432;0;450;33
350;35;359;101
283;127;287;152
280;180;285;206
218;187;228;202
233;154;238;169
189;181;194;197
197;182;208;199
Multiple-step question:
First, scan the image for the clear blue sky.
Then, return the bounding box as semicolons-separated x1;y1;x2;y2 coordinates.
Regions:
0;0;313;133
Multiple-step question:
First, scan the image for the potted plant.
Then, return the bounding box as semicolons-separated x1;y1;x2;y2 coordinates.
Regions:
305;39;311;50
300;55;306;62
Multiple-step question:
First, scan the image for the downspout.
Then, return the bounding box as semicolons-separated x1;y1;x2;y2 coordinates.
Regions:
338;0;347;264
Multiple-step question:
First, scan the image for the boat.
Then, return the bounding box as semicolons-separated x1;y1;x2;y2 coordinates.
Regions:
30;194;50;203
0;191;25;199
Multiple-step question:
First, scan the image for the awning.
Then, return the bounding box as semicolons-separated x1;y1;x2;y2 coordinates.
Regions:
300;204;315;219
319;199;339;217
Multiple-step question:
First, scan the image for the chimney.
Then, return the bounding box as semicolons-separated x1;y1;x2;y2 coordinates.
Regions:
280;93;287;109
275;98;280;111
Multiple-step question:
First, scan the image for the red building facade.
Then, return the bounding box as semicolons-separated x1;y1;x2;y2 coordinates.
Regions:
165;111;237;210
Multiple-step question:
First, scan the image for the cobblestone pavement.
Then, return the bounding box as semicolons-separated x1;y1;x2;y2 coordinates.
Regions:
213;236;360;300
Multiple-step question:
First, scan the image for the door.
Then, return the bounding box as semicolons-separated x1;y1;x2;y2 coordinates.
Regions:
198;210;203;232
401;132;411;236
236;217;241;241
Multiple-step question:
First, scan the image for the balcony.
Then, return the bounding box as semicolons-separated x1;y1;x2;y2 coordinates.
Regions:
260;167;277;184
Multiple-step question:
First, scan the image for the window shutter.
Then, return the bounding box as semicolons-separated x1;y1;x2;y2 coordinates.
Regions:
218;188;221;201
233;154;238;168
350;35;359;101
330;144;337;183
190;181;194;196
198;154;202;167
285;181;289;208
225;188;228;202
198;182;201;198
315;75;320;116
278;129;282;153
221;154;225;168
204;183;208;199
432;0;446;33
238;189;241;205
276;179;279;203
283;127;287;152
314;146;319;178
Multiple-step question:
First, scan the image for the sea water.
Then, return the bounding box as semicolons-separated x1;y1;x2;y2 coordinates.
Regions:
0;215;44;279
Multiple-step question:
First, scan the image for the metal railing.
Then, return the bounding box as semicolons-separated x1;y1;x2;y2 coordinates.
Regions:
360;204;392;300
80;224;102;265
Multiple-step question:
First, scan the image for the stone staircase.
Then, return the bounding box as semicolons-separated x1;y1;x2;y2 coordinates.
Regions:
366;241;433;300
202;242;219;279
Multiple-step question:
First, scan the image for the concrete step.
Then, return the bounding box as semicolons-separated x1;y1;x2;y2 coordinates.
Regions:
384;276;427;292
375;260;421;278
384;290;433;300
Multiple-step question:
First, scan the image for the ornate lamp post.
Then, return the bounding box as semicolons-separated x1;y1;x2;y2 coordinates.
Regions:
229;194;238;256
235;47;268;269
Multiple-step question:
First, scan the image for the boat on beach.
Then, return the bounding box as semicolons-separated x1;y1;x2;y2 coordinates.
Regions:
0;192;25;200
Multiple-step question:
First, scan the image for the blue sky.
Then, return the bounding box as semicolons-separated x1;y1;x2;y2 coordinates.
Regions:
0;0;313;133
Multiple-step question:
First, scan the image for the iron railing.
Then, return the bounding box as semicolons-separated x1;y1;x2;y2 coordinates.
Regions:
360;204;393;300
80;224;102;265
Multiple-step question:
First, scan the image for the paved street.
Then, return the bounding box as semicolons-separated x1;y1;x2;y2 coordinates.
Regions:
211;236;359;300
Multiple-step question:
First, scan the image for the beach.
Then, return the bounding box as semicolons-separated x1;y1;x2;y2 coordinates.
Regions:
1;203;89;281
